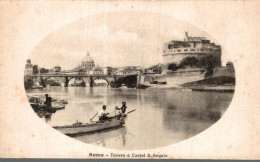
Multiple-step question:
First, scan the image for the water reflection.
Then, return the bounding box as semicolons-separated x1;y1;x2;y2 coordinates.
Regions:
73;126;127;147
44;113;52;123
26;87;233;150
162;90;229;139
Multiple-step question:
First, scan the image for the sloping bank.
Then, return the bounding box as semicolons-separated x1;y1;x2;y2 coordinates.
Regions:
181;76;235;92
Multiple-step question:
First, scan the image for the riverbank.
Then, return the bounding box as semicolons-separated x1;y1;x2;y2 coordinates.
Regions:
147;76;235;92
186;85;234;92
181;76;235;92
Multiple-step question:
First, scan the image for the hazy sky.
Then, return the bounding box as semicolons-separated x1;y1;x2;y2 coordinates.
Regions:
29;11;223;70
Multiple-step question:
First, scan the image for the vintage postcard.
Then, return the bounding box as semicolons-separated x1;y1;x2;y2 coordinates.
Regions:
0;0;259;159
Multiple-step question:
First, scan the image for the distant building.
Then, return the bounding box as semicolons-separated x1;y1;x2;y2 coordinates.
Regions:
145;64;164;74
93;66;104;75
73;52;97;75
49;68;54;73
103;67;114;75
77;69;86;75
33;65;38;74
145;67;162;74
81;52;95;70
125;69;141;75
39;68;49;73
74;64;83;72
163;32;222;65
54;65;61;72
113;66;143;75
25;59;33;75
114;68;126;75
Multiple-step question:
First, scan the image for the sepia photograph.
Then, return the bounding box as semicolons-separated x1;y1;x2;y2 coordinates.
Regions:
0;0;259;159
24;11;235;150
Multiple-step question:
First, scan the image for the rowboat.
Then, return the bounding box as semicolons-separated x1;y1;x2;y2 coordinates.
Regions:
53;115;127;135
30;103;65;112
30;103;57;113
51;104;65;110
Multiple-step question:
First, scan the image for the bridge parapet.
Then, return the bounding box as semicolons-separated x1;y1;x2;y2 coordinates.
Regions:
24;73;138;88
25;74;134;78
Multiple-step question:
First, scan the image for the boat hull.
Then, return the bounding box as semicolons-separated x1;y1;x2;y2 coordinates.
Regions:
53;116;126;135
30;103;57;113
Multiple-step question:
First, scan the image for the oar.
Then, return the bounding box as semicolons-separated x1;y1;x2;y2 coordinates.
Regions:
127;109;136;114
90;112;98;121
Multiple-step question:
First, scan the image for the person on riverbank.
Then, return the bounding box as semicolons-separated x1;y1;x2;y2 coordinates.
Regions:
115;102;127;117
98;105;109;121
45;94;52;107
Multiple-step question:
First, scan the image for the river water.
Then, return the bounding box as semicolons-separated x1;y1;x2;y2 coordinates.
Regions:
26;86;234;150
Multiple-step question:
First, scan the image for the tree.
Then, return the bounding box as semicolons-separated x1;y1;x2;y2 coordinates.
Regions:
198;55;219;68
198;55;220;77
39;68;49;73
168;63;178;71
179;57;199;68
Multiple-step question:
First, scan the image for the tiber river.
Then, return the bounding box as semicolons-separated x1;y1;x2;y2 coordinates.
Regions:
26;86;234;150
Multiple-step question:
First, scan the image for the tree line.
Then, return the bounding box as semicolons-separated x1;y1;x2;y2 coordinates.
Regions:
168;55;221;77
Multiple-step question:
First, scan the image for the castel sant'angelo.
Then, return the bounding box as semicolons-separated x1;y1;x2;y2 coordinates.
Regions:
163;32;222;65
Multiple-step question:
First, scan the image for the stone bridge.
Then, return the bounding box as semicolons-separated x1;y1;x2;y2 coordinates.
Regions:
24;73;128;87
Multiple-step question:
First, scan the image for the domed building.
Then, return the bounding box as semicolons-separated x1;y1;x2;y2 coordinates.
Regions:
81;52;95;70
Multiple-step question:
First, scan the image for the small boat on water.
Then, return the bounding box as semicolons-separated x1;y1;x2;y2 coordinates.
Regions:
53;115;127;136
52;105;65;110
28;96;67;112
30;103;57;113
30;102;65;112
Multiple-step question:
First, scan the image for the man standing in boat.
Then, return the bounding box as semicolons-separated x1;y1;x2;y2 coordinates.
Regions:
45;94;52;107
115;102;127;117
98;105;109;121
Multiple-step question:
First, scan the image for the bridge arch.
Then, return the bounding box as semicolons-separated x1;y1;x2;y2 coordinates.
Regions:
67;77;87;87
41;76;66;86
92;77;110;87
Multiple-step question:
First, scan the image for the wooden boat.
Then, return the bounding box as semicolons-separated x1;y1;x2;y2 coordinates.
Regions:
30;102;65;111
30;103;57;113
51;103;65;110
53;115;127;135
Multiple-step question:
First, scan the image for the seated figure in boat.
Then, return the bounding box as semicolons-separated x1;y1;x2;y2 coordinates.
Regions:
115;102;127;118
98;105;109;121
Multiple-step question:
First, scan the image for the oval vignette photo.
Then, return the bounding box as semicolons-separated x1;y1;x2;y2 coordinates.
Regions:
24;11;235;150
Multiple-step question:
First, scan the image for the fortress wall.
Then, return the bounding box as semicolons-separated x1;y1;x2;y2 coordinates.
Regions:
163;54;197;64
139;71;205;86
151;74;167;83
212;68;235;78
166;71;205;85
138;74;167;85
